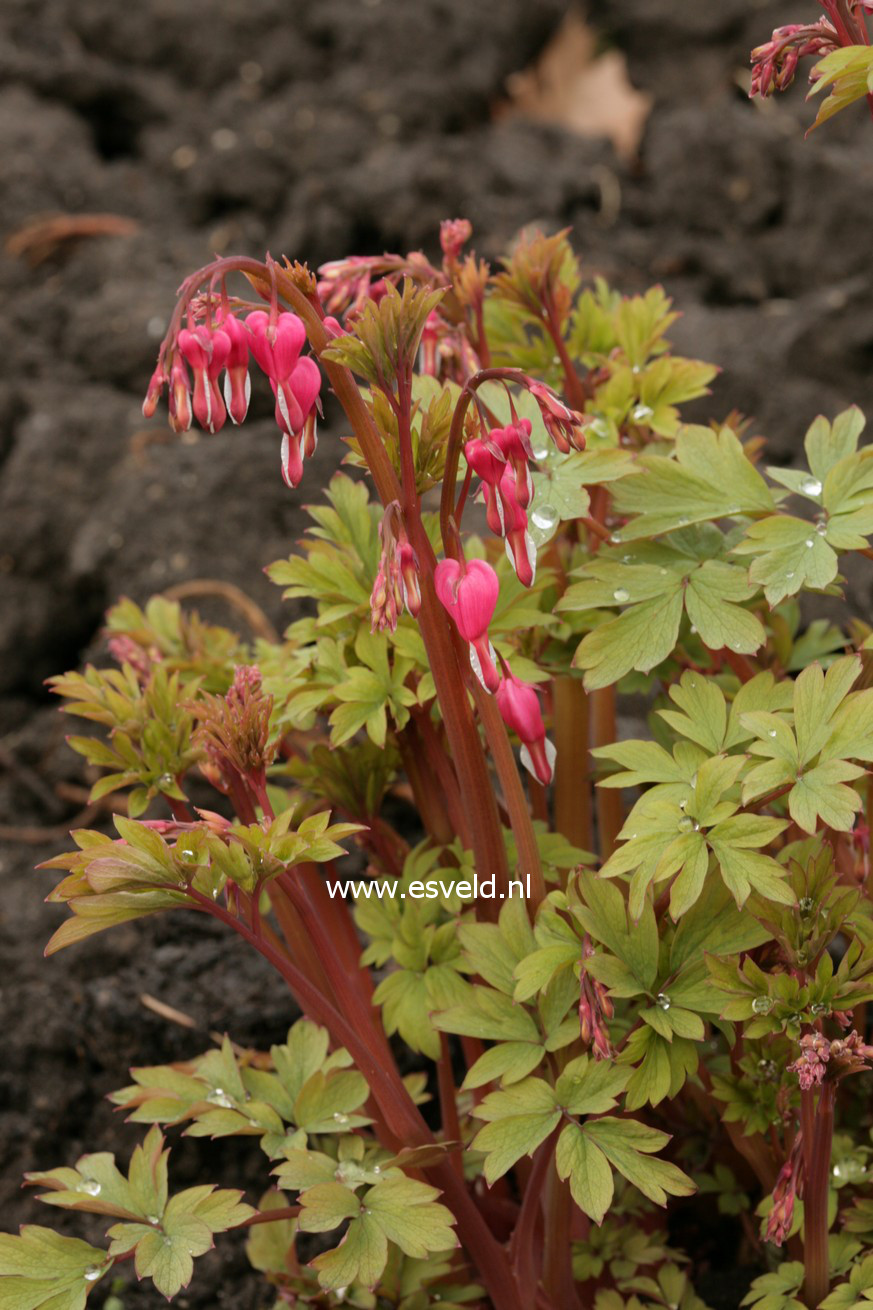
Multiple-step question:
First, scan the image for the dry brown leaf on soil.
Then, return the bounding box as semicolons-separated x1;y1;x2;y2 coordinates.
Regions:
499;13;652;162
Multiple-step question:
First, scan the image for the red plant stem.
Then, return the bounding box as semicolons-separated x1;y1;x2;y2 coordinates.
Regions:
409;708;471;845
722;647;756;683
590;686;622;859
802;1082;834;1308
542;1158;580;1310
437;1034;463;1177
397;722;457;846
295;863;368;996
544;310;587;413
510;1131;554;1301
240;1205;300;1227
553;677;593;850
439;367;531;547
166;795;195;823
185;885;524;1310
471;681;546;910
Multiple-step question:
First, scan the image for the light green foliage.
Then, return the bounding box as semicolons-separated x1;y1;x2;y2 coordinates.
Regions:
322;281;444;388
40;808;359;953
19;1127;252;1301
111;1020;369;1156
741;1262;806;1310
50;665;201;816
807;46;873;130
0;1227;111;1310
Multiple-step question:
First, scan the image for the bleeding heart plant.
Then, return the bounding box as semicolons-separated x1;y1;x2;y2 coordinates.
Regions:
6;204;873;1310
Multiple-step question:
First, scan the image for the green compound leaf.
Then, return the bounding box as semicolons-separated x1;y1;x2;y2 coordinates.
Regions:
470;1079;561;1183
742;656;873;833
299;1176;456;1292
0;1226;112;1310
581;1118;695;1208
610;425;775;539
555;1123;614;1224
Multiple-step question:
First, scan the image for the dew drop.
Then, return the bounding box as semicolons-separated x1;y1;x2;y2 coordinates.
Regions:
752;996;773;1015
334;1112;350;1124
678;516;689;526
631;365;641;375
805;538;815;549
632;405;653;422
532;443;550;460
158;772;175;787
83;1266;101;1283
677;815;694;833
656;993;671;1011
609;532;621;544
768;729;778;738
785;571;795;580
78;1179;101;1196
801;477;822;496
207;1088;233;1108
833;1162;845;1181
798;897;815;915
816;521;828;535
531;504;558;532
147;1214;162;1225
810;1002;828;1016
372;1165;381;1175
612;587;630;603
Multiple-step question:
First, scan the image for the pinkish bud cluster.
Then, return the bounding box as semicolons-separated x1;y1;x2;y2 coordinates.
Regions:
788;1027;873;1090
419;311;482;383
750;20;838;97
144;306;322;489
440;218;473;264
525;380;588;455
789;1031;831;1090
370;509;421;633
579;935;614;1060
766;1132;804;1247
192;664;276;799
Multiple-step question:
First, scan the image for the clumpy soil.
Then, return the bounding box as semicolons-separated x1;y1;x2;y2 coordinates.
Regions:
1;1;870;1305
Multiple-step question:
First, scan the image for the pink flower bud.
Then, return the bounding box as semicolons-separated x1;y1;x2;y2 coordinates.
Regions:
177;325;231;433
434;557;500;693
142;364;166;419
440;218;473;262
465;437;508;536
168;358;193;433
494;422;534;508
496;670;555;785
526;379;587;453
280;432;304;489
398;542;421;617
500;467;536;587
220;313;251;425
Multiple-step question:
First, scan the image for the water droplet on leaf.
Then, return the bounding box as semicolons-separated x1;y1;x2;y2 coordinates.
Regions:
801;477;822;496
612;588;630;603
768;729;778;738
798;896;815;915
207;1088;233;1108
810;1002;828;1016
677;816;694;833
805;538;814;548
656;993;671;1011
752;996;773;1015
333;1112;350;1124
816;521;828;535
531;504;558;532
78;1179;101;1196
83;1266;101;1282
632;405;653;422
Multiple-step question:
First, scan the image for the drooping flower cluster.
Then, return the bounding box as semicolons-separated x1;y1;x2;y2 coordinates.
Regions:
144;304;322;489
579;935;614;1061
749;20;838;96
464;402;585;591
370;506;421;633
766;1132;804;1247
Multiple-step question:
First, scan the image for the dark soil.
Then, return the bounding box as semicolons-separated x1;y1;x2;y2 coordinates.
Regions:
1;1;870;1305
